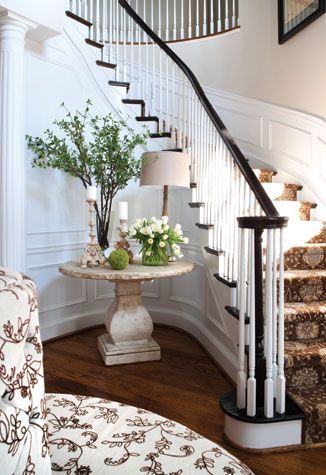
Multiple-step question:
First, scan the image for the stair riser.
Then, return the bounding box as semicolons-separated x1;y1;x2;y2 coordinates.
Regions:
285;365;325;390
284;247;326;270
262;183;301;201
274;201;316;221
284;276;326;303
285;312;325;341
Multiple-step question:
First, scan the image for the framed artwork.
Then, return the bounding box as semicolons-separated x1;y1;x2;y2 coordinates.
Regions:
278;0;325;43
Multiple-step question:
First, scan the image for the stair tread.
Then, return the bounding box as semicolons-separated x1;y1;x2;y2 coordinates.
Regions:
285;338;325;368
288;386;326;423
86;38;104;49
150;132;172;138
108;81;129;87
66;10;92;27
135;116;159;122
284;300;326;315
284;269;326;278
122;99;145;104
287;243;326;250
96;60;115;69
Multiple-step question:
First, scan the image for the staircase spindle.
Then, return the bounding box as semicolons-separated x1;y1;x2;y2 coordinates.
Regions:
203;0;207;35
247;229;256;416
210;0;214;34
272;229;278;395
180;0;185;39
166;0;170;41
237;227;247;409
196;0;200;37
232;0;237;27
217;0;222;32
225;0;230;30
188;0;192;38
265;229;274;418
173;0;177;40
276;227;286;414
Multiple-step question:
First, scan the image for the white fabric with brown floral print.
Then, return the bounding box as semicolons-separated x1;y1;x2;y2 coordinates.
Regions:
0;268;51;475
46;394;253;475
0;267;254;475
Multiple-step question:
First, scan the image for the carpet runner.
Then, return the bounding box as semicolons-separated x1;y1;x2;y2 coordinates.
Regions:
257;168;326;445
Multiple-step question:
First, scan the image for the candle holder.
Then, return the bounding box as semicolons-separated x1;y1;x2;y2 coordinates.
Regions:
115;219;134;264
81;199;105;268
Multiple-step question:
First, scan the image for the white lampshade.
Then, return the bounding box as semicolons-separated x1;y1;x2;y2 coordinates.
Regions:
140;151;190;189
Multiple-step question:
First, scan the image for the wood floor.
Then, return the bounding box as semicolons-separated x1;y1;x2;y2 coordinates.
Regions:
43;325;326;475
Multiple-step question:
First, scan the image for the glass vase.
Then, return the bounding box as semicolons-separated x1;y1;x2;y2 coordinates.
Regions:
142;250;168;266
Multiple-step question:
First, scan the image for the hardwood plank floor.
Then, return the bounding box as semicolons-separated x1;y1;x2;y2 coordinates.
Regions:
43;325;326;475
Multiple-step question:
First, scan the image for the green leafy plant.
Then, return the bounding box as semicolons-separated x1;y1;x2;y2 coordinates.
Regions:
26;100;149;249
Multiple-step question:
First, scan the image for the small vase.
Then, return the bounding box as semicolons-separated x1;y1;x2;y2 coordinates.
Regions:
142;250;168;266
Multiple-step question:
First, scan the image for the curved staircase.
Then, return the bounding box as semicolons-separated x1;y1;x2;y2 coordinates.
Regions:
65;0;325;450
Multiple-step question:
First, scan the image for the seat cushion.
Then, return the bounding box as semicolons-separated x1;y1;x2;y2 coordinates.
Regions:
46;394;253;474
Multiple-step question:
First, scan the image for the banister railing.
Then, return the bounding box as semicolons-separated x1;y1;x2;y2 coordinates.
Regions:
67;0;288;420
76;0;240;43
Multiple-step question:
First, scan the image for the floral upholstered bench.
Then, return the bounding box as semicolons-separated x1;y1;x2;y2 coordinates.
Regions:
0;267;253;474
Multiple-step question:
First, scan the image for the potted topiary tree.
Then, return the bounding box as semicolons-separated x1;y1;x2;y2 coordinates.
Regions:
26;100;148;249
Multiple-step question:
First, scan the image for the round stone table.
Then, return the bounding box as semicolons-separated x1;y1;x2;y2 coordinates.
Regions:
59;260;195;366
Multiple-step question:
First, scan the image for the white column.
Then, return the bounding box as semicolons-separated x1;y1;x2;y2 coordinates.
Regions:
0;12;34;272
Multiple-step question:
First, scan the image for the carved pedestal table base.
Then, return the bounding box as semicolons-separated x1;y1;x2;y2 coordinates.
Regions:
59;260;195;366
98;280;161;365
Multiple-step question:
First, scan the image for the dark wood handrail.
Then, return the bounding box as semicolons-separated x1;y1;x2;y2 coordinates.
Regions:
119;0;279;218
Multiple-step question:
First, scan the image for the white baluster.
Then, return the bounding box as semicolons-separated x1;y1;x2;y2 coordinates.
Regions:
232;0;237;27
166;0;169;41
123;8;127;82
165;56;170;131
188;0;192;38
95;0;100;42
159;49;163;130
210;0;214;34
171;64;176;141
116;1;120;80
247;229;256;416
88;0;93;23
225;0;230;29
276;227;286;414
217;0;222;32
196;0;200;37
151;0;155;115
173;0;177;40
158;0;162;37
181;0;185;39
272;228;278;395
237;227;247;409
203;0;207;35
182;74;186;149
143;0;146;42
108;0;112;63
265;229;274;418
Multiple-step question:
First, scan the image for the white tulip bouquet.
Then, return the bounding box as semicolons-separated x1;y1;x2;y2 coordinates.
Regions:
128;216;189;266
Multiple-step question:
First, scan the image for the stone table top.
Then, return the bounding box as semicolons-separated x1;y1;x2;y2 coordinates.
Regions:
59;260;196;282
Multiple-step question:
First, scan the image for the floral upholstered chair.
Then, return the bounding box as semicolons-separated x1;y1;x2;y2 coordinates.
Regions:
0;267;254;475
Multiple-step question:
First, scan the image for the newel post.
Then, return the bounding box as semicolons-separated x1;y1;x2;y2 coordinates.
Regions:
237;216;288;416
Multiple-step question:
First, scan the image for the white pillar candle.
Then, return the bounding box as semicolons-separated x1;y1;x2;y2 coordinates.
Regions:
119;201;128;220
87;185;97;201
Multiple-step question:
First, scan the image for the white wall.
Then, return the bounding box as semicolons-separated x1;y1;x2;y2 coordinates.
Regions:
172;0;326;118
0;0;65;39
